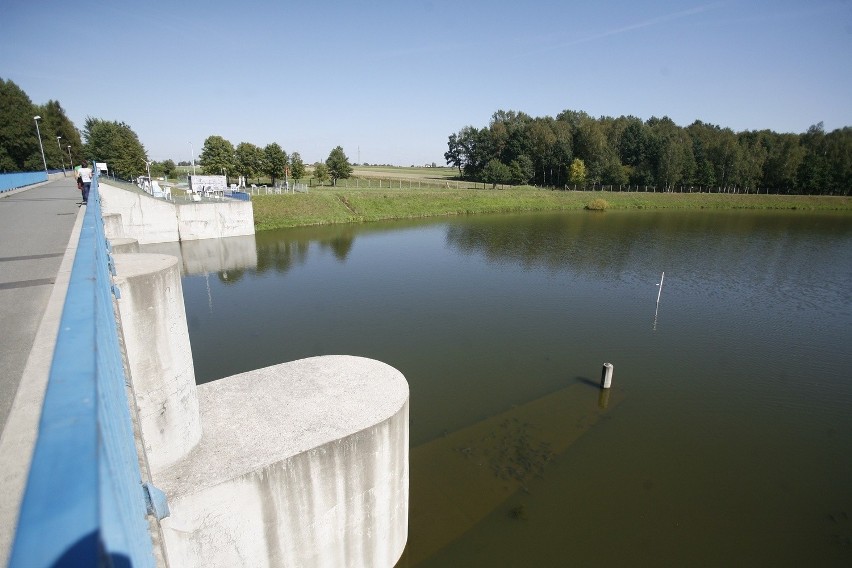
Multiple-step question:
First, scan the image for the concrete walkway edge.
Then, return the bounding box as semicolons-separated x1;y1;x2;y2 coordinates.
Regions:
0;204;85;566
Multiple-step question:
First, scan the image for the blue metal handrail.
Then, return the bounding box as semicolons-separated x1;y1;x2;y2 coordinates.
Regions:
10;173;155;566
0;172;48;193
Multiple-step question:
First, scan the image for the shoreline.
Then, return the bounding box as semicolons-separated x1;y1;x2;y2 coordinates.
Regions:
251;188;852;231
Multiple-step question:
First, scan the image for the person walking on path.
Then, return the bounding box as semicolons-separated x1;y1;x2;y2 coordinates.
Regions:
77;161;93;204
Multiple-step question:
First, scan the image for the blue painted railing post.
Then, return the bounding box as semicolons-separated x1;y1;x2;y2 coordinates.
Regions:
10;172;157;566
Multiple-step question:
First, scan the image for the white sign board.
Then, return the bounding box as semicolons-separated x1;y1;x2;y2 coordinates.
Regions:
189;175;227;192
96;162;108;172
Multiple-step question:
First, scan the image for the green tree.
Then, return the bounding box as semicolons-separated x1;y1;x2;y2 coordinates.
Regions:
687;123;716;189
444;132;464;176
527;119;557;185
708;128;742;190
490;110;534;167
325;146;353;185
823;127;852;195
760;132;803;193
161;159;176;179
618;117;654;185
312;162;329;185
446;126;491;180
235;142;263;184
736;131;767;192
482;158;511;188
569;158;587;186
263;143;288;186
149;161;165;177
0;78;41;171
200;135;235;179
37;100;81;170
600;153;629;186
509;155;534;185
289;152;306;181
648;117;694;190
572;116;608;185
83;117;147;179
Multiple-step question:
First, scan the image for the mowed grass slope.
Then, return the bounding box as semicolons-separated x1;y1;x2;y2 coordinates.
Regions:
251;186;852;231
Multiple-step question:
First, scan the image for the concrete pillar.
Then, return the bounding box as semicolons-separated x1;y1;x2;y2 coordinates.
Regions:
113;253;202;474
108;237;139;254
102;213;124;239
600;363;613;389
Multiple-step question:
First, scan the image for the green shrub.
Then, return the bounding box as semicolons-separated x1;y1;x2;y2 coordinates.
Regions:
585;198;610;211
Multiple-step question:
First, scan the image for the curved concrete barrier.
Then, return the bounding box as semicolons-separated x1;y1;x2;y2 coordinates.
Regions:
112;251;410;567
158;356;409;568
109;237;139;254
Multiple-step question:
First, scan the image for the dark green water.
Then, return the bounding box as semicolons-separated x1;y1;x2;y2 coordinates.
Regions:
178;210;852;566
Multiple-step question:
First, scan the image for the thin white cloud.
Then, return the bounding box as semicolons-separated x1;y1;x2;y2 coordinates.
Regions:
533;1;727;53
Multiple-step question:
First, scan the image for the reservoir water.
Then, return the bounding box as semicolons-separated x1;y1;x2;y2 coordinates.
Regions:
171;210;852;566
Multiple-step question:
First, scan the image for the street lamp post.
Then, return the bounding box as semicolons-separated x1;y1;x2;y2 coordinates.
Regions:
67;145;73;170
57;136;66;176
145;160;153;194
33;116;48;177
190;142;196;176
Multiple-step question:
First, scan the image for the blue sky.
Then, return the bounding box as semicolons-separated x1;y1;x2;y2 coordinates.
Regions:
3;0;850;166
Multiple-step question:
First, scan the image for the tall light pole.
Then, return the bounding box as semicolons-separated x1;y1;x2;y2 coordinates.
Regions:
67;145;73;170
57;135;66;175
190;141;196;176
33;116;48;177
145;160;153;194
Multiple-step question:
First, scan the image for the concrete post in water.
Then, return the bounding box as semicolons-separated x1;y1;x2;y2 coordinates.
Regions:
600;363;614;389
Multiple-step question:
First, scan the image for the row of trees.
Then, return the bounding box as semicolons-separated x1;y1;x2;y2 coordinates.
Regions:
0;78;84;172
198;135;353;186
1;78;150;179
2;78;359;186
445;110;851;195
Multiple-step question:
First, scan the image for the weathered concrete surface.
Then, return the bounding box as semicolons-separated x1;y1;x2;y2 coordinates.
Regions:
102;212;125;240
109;237;139;254
113;254;202;473
176;201;255;242
156;356;409;568
99;183;254;244
100;184;180;243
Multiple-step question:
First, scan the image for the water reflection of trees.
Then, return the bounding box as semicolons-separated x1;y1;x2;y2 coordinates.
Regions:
445;213;639;276
445;211;852;285
254;225;358;274
253;218;442;275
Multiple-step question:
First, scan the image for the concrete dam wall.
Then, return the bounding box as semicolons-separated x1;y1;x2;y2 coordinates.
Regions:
103;186;410;567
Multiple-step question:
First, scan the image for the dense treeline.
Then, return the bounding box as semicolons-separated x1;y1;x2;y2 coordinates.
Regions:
0;78;150;179
0;78;84;172
445;110;851;195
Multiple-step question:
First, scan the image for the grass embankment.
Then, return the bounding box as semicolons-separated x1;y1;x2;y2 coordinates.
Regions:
251;187;852;231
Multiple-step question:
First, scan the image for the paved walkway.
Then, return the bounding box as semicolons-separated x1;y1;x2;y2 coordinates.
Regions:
0;176;83;563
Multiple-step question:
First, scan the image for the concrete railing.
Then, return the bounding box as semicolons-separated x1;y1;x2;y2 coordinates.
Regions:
0;172;48;193
9;174;159;566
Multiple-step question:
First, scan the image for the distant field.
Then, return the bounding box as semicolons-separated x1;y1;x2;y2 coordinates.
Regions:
350;165;457;180
170;164;459;185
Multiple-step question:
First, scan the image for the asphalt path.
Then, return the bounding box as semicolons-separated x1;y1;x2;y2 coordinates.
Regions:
0;177;82;432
